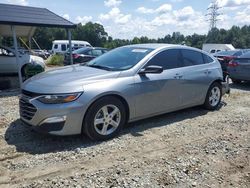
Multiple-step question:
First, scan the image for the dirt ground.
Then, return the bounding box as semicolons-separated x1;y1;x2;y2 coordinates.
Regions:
0;83;249;188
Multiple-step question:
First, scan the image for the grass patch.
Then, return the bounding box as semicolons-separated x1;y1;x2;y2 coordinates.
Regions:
46;54;64;66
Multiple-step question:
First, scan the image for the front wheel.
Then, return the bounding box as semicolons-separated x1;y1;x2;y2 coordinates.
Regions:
203;82;222;110
83;96;126;141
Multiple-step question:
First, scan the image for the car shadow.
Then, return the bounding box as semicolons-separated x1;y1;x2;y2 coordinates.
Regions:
4;104;224;155
229;82;250;91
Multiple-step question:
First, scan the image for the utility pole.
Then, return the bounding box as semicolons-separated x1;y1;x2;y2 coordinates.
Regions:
206;0;222;31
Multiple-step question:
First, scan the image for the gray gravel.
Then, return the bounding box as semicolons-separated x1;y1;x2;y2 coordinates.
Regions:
0;83;249;188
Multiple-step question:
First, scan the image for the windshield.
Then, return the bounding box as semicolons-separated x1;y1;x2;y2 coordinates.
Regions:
86;47;153;71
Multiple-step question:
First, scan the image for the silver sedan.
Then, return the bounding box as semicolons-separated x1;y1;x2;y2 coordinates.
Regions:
20;44;229;140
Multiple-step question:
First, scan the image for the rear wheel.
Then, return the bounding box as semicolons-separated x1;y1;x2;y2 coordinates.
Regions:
203;82;222;110
83;96;126;141
231;79;242;84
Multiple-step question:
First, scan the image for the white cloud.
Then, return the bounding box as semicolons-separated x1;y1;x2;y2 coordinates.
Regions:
156;4;172;14
101;5;209;39
7;0;28;5
173;6;195;21
217;0;250;7
137;3;172;14
104;0;122;7
99;1;250;39
76;16;93;24
233;5;250;24
62;14;70;20
137;7;154;14
99;7;131;24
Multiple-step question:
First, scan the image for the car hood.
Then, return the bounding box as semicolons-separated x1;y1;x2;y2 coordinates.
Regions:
22;65;121;94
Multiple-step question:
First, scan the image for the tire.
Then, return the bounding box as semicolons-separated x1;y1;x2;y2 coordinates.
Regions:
231;79;241;84
203;82;222;110
83;96;126;141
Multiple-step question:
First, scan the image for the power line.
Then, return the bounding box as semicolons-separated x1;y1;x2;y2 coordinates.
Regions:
206;0;222;31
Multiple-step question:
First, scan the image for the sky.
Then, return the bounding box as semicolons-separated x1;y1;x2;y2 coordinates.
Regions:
1;0;250;39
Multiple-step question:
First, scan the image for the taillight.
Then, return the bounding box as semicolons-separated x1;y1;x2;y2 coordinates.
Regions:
228;61;239;67
72;54;80;59
223;56;235;61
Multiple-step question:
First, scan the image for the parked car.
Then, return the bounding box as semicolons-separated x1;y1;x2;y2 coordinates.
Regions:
20;44;229;141
64;47;108;65
51;40;92;54
31;49;50;60
0;45;45;75
214;50;246;80
228;51;250;84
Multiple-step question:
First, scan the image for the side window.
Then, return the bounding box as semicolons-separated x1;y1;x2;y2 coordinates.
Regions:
54;44;58;49
146;49;182;70
203;54;214;64
61;44;66;51
92;50;103;56
181;49;204;66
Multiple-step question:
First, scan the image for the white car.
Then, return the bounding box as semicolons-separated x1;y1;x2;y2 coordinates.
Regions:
0;45;45;74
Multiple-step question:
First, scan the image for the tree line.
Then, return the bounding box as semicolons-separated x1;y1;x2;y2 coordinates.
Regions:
1;22;250;50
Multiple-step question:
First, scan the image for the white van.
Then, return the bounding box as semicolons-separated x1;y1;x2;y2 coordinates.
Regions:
51;40;92;54
202;43;235;54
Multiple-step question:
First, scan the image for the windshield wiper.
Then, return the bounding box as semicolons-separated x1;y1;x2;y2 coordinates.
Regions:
86;64;112;71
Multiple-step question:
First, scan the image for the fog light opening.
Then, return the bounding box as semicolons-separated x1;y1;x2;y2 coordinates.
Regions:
41;116;66;124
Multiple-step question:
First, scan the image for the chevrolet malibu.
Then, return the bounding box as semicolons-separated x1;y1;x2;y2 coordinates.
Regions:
20;44;229;140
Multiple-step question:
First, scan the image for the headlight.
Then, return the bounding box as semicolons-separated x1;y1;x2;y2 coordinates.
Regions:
37;93;82;104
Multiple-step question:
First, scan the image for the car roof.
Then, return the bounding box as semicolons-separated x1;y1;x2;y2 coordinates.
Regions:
123;43;181;50
238;51;250;58
214;50;241;56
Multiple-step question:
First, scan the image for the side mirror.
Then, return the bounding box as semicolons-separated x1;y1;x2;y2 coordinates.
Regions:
139;65;163;75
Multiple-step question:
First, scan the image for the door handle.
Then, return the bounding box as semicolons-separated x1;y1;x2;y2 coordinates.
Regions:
204;69;212;74
174;73;183;79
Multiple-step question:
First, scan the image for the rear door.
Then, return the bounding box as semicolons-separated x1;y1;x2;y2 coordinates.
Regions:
179;49;212;107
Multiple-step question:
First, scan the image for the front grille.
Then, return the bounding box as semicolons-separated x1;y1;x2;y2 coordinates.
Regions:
19;94;37;120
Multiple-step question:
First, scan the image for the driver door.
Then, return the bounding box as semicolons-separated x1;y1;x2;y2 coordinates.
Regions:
134;49;184;118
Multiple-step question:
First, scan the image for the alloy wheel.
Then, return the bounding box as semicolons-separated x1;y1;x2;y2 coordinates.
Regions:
209;86;221;107
94;105;121;136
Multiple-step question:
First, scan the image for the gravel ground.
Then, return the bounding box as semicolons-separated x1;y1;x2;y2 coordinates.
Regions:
0;83;249;188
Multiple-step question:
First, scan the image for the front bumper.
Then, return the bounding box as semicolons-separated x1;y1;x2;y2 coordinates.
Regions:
21;118;66;134
19;93;86;136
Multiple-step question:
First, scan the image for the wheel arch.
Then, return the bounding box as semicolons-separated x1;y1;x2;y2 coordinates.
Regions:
82;93;130;133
